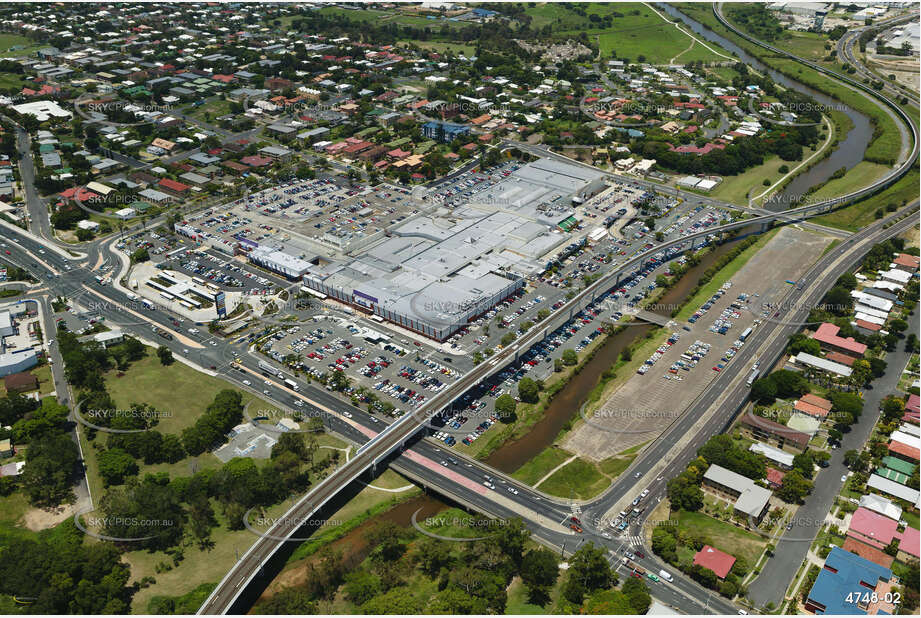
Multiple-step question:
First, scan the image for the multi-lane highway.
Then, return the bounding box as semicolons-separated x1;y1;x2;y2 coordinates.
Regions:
836;11;920;108
4;12;917;612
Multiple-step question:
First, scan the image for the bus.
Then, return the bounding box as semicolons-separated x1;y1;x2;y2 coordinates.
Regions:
746;368;760;387
284;378;299;392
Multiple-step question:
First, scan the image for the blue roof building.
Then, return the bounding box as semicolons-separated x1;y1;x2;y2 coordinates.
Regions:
805;547;894;615
422;121;469;143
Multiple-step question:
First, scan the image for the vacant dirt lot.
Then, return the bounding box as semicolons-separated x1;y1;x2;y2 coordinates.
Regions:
563;225;832;461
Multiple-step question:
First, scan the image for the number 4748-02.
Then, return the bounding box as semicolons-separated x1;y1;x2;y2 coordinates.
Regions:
845;591;901;606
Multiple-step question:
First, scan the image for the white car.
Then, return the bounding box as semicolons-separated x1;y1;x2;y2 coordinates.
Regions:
242;380;251;386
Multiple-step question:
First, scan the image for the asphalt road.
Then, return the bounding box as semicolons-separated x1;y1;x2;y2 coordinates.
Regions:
748;312;920;609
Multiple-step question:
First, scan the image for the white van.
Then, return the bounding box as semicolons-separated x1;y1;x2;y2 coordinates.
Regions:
658;569;673;582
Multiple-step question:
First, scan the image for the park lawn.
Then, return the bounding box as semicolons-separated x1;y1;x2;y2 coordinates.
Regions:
673;509;767;567
674;228;781;322
189;98;231;121
506;576;548;614
127;494;301;612
706;65;743;83
777;30;830;62
708;155;792;205
364;467;414;490
599;452;638;479
596;19;722;64
671;39;727;64
512;446;572;486
102;347;275;435
406;40;476;57
806;161;890;202
312;6;390;22
0;33;43;56
523;2;725;64
903;509;920;531
32;363;55;395
812;167;920;232
507;574;566;615
0;71;32;91
0;492;32;534
538;457;609;499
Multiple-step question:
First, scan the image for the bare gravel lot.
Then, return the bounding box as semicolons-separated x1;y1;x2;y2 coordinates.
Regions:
563;226;832;461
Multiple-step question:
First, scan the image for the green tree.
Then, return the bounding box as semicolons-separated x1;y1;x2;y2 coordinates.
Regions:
156;345;174;365
562;348;578;366
494;393;517;422
776;469;812;503
517;377;539;403
97;448;139;486
563;543;613;604
520;548;559;605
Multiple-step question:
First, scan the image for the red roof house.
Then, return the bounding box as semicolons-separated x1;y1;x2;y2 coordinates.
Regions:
811;323;867;357
847;507;899;549
841;537;894;568
888;440;920;462
766;467;786;488
693;545;736;579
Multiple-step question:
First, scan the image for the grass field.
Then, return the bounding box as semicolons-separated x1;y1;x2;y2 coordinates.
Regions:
674;228;780;321
511;446;572;486
812;167;919;232
709;156;793;205
0;33;43;57
673;509;767;567
521;3;725;64
0;71;32;92
103;347;274;435
776;30;830;62
538;457;609;499
806;161;890;202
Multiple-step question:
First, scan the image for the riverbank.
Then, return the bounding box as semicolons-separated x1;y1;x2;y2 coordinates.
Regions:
678;3;903;167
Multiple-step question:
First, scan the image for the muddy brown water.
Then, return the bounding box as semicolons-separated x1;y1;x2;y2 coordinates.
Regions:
485;234;749;474
252;232;754;609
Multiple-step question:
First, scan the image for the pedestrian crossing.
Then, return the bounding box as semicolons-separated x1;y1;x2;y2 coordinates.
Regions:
624;535;644;547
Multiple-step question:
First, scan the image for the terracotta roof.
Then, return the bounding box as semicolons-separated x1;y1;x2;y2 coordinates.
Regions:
841;537;894;568
826;351;857;365
894;254;920;270
794;399;830;418
766;467;786;486
693;545;736;579
855;319;882;332
889;440;920;461
812;323;867;355
801;393;832;410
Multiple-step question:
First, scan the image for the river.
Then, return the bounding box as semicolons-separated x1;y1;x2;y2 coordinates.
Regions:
484;232;751;474
657;3;874;210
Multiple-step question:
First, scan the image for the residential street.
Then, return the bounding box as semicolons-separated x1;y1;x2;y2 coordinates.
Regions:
748;313;920;609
